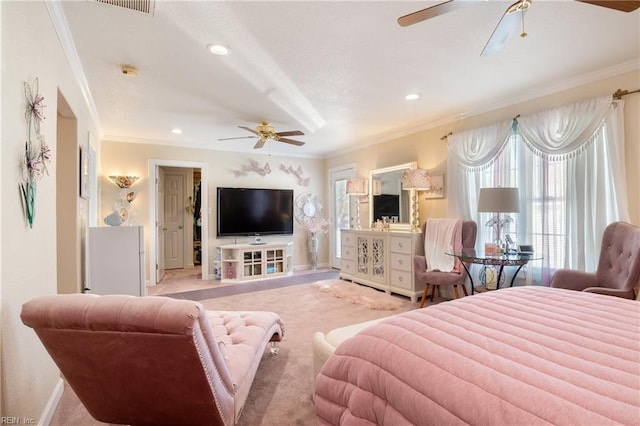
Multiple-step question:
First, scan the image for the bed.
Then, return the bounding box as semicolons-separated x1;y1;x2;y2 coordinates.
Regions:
315;286;640;425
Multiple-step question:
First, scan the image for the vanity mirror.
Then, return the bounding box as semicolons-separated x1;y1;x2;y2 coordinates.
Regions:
369;162;416;231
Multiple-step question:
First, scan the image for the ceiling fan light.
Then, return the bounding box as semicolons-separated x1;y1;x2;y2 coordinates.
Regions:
207;44;229;56
405;93;420;101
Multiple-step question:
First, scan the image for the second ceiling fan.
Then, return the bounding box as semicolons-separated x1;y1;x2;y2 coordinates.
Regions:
219;121;305;149
398;0;640;56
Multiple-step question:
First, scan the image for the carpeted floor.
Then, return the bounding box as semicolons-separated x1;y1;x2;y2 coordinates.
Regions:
49;275;436;425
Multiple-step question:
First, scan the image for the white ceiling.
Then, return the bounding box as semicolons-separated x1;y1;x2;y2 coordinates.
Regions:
59;0;639;158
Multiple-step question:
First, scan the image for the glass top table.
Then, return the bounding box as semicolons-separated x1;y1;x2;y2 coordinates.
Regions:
446;249;543;293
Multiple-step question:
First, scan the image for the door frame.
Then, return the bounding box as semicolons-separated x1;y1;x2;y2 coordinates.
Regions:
149;159;209;285
328;163;356;269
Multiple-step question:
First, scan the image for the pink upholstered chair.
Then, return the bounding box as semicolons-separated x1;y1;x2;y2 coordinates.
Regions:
414;220;478;308
21;294;284;426
550;221;640;299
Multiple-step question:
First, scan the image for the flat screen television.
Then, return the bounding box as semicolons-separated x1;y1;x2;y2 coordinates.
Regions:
372;194;400;221
216;187;294;237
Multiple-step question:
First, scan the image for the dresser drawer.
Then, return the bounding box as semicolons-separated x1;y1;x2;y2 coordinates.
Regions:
341;260;355;275
341;245;356;261
390;236;412;254
390;252;412;272
391;269;412;290
342;232;355;247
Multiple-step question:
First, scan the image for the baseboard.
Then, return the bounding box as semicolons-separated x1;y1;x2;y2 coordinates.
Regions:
40;377;64;426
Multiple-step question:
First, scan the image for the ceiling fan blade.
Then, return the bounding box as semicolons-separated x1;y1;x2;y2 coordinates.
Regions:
238;125;259;135
576;0;640;12
275;130;304;137
253;139;267;149
480;1;526;57
278;137;305;146
218;136;257;141
397;0;483;27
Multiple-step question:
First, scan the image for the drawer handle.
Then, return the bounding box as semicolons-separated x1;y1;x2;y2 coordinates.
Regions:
398;276;403;282
398;259;403;265
398;242;403;248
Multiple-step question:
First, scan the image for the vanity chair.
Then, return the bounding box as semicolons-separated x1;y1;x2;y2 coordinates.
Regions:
414;220;477;307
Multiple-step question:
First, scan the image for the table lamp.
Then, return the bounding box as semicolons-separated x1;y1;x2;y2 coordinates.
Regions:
401;168;430;231
346;178;368;229
477;187;520;249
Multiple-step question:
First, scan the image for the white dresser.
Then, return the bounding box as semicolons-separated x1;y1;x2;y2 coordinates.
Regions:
339;229;424;302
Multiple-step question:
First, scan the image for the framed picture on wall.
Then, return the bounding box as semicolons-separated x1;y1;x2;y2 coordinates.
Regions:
424;174;445;199
79;145;90;199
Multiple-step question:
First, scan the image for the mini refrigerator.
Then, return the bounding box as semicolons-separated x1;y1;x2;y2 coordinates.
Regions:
88;226;145;296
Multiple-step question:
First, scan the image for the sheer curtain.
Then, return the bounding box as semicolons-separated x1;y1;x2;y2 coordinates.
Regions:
448;96;628;285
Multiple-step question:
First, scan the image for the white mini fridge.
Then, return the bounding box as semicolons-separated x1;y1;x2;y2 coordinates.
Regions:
88;226;145;296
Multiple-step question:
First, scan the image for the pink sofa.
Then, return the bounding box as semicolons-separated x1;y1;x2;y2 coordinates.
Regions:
21;294;284;426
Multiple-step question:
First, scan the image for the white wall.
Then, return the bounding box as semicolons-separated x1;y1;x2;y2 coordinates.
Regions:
100;141;327;279
1;1;99;420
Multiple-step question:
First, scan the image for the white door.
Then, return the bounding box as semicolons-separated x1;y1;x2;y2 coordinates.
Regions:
164;170;186;270
328;164;356;268
156;167;166;282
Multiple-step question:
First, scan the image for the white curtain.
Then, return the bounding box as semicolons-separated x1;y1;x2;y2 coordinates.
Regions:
447;96;628;284
447;119;513;219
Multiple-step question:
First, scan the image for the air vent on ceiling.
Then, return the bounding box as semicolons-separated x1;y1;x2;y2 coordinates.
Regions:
91;0;155;16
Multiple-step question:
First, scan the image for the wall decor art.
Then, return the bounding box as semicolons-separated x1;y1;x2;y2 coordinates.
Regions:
423;174;445;199
232;159;271;177
19;77;52;228
280;164;310;186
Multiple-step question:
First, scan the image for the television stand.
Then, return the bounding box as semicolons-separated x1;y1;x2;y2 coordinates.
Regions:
218;242;293;283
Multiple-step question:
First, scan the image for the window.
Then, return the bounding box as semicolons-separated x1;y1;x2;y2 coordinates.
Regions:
472;134;567;270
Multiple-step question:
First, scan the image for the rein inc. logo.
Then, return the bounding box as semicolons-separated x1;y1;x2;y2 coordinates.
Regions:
1;418;35;425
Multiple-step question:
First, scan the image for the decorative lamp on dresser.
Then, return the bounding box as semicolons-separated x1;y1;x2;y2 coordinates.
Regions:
339;229;424;302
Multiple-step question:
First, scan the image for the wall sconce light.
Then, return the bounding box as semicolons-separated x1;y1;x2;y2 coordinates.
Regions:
346;178;368;229
401;169;431;231
104;175;140;226
108;175;139;189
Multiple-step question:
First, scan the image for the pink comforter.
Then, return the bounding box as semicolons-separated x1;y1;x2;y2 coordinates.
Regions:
315;287;640;425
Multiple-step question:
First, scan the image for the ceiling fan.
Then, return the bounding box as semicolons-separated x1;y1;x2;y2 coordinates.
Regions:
398;0;640;56
218;121;305;149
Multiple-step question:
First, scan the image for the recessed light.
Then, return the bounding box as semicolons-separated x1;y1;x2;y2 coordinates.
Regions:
207;44;230;56
171;128;183;134
405;93;420;101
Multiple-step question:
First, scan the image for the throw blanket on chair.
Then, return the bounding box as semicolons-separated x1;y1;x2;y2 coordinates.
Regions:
424;218;462;272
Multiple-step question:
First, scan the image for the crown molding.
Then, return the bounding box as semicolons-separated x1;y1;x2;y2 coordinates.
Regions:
46;1;102;134
328;59;640;159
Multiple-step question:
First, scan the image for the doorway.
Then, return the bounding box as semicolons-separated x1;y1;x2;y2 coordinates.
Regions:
328;164;355;269
56;91;81;294
149;160;209;285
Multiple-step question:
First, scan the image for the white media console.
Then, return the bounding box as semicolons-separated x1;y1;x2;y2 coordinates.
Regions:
217;242;293;283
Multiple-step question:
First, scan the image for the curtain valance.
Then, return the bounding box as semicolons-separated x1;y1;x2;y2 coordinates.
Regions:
517;95;613;159
447;120;513;171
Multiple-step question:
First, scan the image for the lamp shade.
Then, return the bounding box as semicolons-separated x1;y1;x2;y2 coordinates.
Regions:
477;187;520;213
346;178;368;195
401;169;430;190
109;175;139;189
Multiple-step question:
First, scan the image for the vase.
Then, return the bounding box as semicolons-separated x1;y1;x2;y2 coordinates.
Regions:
308;232;319;270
